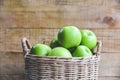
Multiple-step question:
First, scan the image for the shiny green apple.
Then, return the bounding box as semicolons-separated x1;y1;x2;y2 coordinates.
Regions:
73;45;93;57
81;30;97;50
30;44;51;56
58;26;82;48
48;47;72;58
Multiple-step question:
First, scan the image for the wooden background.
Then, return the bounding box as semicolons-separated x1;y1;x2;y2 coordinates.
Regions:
0;0;120;80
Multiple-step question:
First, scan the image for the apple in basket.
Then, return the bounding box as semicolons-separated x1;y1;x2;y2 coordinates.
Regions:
30;44;51;56
72;45;93;57
48;47;72;58
50;37;61;49
30;26;98;58
81;30;97;50
57;26;82;49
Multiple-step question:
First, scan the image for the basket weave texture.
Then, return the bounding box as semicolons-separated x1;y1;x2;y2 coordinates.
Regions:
21;38;102;80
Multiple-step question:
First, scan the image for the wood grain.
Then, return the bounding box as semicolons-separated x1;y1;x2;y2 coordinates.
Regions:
0;0;120;80
99;52;120;76
0;28;120;53
0;8;119;29
99;76;120;80
0;51;25;75
0;0;98;7
0;74;25;80
0;51;120;79
0;0;120;29
0;29;5;50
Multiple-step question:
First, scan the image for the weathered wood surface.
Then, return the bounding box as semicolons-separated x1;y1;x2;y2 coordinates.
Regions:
0;51;120;80
1;28;120;53
99;76;120;80
0;0;120;80
0;0;120;29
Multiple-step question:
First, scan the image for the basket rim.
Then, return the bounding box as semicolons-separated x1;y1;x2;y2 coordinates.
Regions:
21;38;102;60
25;53;99;60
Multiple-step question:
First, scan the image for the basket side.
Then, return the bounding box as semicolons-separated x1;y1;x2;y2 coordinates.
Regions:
22;38;102;80
24;54;100;80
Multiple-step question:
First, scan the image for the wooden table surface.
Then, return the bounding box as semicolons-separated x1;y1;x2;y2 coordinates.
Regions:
0;0;120;80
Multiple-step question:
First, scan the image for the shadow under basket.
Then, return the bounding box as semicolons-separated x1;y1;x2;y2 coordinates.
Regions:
21;38;102;80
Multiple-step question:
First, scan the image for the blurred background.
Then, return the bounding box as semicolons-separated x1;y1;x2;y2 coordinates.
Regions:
0;0;120;80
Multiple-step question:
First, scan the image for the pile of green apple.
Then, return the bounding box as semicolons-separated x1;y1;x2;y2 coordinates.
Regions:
30;26;97;58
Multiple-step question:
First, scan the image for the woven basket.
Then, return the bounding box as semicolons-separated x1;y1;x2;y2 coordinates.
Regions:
21;38;102;80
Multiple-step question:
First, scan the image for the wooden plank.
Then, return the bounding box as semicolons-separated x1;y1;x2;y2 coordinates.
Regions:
0;74;25;80
4;29;30;52
0;51;120;79
0;7;104;28
0;28;5;50
92;29;120;53
0;0;120;80
99;52;120;76
3;28;59;51
0;28;120;52
0;51;120;77
0;0;120;29
0;7;119;29
0;51;25;75
2;0;118;9
99;76;120;80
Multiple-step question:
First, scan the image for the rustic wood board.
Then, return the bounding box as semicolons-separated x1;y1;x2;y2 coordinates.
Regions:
0;7;120;29
0;0;120;29
99;76;120;80
1;28;120;52
0;0;120;80
0;51;25;75
0;51;120;77
0;75;25;80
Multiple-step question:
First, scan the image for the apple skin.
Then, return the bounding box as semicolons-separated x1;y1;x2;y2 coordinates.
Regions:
72;45;93;57
30;44;51;56
81;30;97;50
58;26;82;48
48;47;72;58
50;38;61;49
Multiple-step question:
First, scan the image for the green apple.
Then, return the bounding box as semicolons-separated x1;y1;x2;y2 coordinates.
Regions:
81;30;97;50
50;37;61;49
72;45;93;57
48;47;72;58
58;26;82;48
68;47;76;54
30;44;51;56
